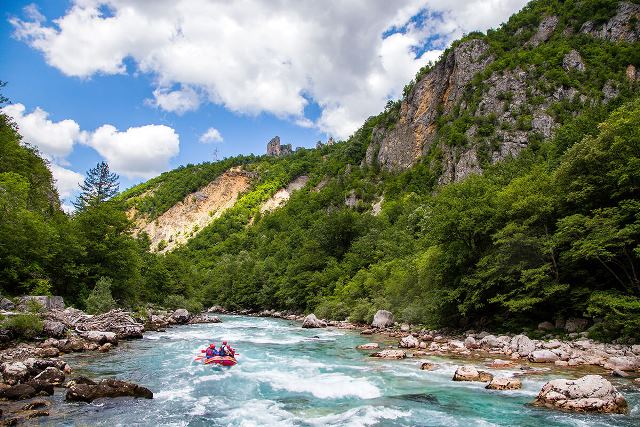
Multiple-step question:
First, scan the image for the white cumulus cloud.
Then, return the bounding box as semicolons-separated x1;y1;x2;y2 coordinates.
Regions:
11;0;528;138
148;86;200;114
1;103;84;162
85;124;180;178
49;163;84;198
199;127;223;144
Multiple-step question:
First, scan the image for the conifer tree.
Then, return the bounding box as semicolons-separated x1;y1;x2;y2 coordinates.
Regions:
73;161;119;210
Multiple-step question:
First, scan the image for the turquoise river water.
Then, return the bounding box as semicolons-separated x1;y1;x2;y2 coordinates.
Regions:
47;315;639;426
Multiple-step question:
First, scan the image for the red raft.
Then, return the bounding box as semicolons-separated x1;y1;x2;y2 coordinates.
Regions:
203;356;237;367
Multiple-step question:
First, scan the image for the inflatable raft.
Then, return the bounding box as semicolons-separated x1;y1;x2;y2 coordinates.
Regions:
203;356;237;366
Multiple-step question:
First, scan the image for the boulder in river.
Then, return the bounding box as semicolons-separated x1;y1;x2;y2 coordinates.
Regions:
452;365;493;382
0;381;53;400
1;361;29;385
65;378;153;403
302;314;326;328
486;377;522;390
371;310;394;328
533;375;627;414
399;335;419;348
33;367;65;386
81;330;118;345
171;309;191;324
370;349;406;359
356;343;379;350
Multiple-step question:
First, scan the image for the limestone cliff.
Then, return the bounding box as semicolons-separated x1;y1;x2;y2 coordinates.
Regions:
365;2;640;184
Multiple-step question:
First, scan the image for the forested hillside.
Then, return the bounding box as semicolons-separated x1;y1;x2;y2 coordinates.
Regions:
2;0;639;341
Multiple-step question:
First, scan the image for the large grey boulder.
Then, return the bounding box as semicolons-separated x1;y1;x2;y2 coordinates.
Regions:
170;309;190;324
452;365;493;382
370;349;406;359
533;375;627;414
0;297;15;311
371;310;394;328
80;330;118;345
564;318;589;333
1;361;29;385
399;335;419;348
65;378;153;403
301;314;326;328
43;320;67;338
510;334;535;357
17;296;64;311
529;349;559;363
486;377;522;390
33;367;65;386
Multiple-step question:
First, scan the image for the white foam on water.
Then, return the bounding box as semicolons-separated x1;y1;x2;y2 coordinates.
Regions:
244;369;381;399
155;386;196;402
219;399;297;427
306;405;411;427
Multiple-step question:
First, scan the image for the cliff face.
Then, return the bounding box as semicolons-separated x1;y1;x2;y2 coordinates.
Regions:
366;1;640;184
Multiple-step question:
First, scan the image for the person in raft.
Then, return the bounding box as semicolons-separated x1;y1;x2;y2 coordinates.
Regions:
205;343;218;359
222;341;235;357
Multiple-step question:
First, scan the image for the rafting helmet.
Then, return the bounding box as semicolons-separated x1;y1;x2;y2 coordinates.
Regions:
209;343;215;348
223;341;227;345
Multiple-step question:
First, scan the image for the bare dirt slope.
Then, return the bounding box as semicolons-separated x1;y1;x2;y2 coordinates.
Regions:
134;168;252;252
260;175;309;213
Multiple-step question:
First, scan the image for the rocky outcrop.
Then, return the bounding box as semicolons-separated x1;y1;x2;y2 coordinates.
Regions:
302;314;326;328
65;378;153;403
266;136;292;157
0;297;15;311
366;39;494;172
80;331;118;345
533;375;627;414
562;49;586;72
371;310;394;328
528;15;559;46
580;2;640;42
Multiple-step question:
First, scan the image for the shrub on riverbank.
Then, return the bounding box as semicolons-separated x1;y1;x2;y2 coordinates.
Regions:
2;313;43;340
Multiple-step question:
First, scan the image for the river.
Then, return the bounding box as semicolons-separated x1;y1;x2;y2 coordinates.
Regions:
49;315;639;426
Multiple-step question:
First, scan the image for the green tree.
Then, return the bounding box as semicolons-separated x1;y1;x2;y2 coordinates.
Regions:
85;277;116;314
74;161;119;210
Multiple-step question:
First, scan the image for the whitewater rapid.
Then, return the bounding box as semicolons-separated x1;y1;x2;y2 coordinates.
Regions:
54;315;638;426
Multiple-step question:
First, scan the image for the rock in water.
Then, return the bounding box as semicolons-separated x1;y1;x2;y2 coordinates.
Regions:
452;365;493;382
33;367;65;386
171;309;190;324
486;377;522;390
356;343;379;350
371;310;394;328
370;349;406;359
66;379;153;403
81;330;118;345
533;375;627;414
301;314;326;328
399;335;419;348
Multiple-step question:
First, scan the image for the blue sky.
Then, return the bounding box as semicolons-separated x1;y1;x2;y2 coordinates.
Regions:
0;0;527;208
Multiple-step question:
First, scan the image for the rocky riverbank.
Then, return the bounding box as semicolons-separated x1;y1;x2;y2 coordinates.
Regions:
211;306;640;416
0;297;222;424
